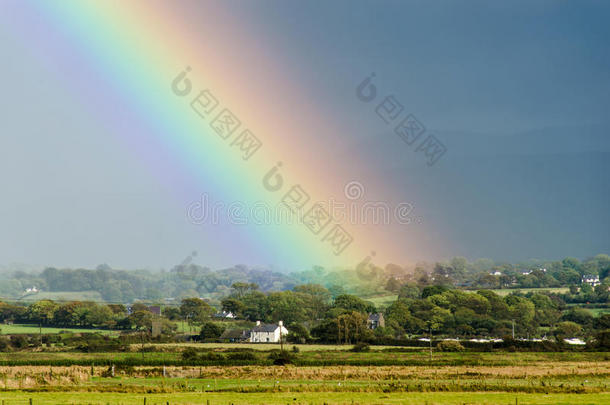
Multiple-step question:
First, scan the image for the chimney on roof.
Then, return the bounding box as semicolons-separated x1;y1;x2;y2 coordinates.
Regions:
278;320;283;326
256;320;261;326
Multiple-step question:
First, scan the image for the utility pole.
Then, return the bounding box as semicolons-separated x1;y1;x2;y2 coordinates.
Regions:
512;319;515;339
429;325;432;363
279;321;284;352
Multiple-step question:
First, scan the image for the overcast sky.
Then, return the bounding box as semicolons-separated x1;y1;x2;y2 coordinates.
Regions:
0;0;608;270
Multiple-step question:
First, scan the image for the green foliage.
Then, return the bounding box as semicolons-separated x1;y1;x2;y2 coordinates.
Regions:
398;283;420;300
332;294;376;314
286;323;311;344
350;342;370;352
554;321;583;339
0;336;10;351
9;335;28;349
594;329;610;349
436;340;465;352
180;297;213;326
267;350;294;365
422;285;450;299
181;347;199;361
199;322;225;340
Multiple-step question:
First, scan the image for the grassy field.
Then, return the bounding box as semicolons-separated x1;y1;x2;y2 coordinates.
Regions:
0;341;605;404
589;307;610;316
17;290;104;302
1;391;608;405
0;347;605;367
492;287;569;296
463;287;570;296
147;342;375;351
0;346;606;404
0;324;115;335
174;319;255;334
0;360;607;403
368;289;572;304
367;294;398;309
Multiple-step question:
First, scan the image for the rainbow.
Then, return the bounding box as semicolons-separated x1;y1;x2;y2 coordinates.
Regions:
4;1;438;269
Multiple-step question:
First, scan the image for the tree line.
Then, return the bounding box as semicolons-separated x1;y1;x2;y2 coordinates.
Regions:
0;254;607;303
0;281;608;348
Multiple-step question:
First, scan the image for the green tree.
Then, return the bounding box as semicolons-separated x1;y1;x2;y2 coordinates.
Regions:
385;277;401;292
293;284;331;320
266;291;308;324
230;282;259;298
554;321;582;340
28;300;58;326
180;298;213;331
398;283;420;300
333;294;375;314
199;322;225;340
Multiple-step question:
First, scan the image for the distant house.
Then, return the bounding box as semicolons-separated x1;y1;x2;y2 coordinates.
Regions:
147;305;161;316
249;321;288;343
582;275;600;287
219;329;250;343
367;313;385;330
126;304;161;315
489;271;502;276
24;286;38;294
520;270;532;276
563;338;586;345
214;311;235;319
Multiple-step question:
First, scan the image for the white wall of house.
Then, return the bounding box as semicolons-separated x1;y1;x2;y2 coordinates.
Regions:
249;325;289;343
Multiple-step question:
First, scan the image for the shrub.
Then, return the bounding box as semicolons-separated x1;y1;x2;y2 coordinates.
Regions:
351;342;370;352
181;347;199;361
9;335;28;349
200;352;225;361
199;322;225;340
0;337;10;351
227;351;257;361
436;340;465;352
268;350;294;365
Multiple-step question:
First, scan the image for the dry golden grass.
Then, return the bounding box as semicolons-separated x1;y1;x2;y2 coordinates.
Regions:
1;360;607;385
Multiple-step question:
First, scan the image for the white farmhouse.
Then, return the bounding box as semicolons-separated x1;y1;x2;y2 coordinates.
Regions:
249;321;288;343
582;275;600;287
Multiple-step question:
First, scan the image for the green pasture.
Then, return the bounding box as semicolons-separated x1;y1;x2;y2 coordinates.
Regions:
0;391;607;405
17;290;104;302
0;324;116;335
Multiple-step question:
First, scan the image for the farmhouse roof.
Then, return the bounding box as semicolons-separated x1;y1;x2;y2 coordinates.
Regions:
368;313;383;322
219;329;249;339
251;324;279;333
